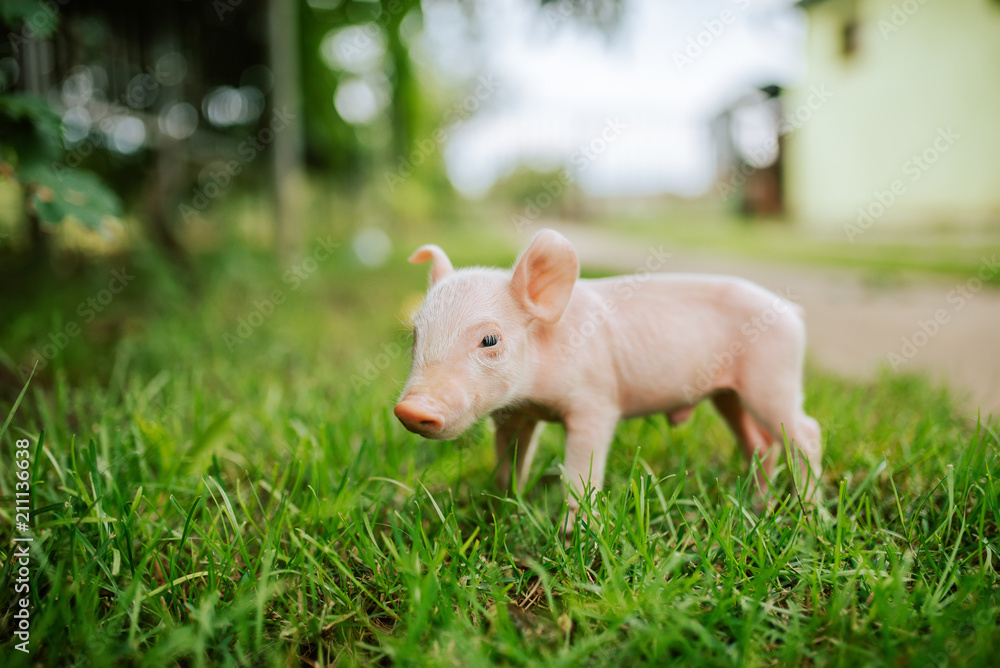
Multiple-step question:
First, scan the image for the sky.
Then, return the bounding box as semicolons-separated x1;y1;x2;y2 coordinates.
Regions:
417;0;806;198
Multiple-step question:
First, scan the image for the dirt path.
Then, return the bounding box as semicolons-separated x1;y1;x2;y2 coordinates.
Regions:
511;222;1000;417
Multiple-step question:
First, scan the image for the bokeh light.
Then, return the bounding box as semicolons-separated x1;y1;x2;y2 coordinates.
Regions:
202;85;265;127
155;51;188;87
159;102;198;140
61;68;94;108
334;77;387;125
320;23;387;74
352;227;392;267
108;116;147;154
61;107;92;144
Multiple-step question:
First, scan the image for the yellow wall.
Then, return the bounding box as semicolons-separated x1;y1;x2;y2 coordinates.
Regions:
786;0;1000;230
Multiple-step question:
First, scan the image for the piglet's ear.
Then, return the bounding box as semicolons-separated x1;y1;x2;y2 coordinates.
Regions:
408;244;454;285
510;229;579;324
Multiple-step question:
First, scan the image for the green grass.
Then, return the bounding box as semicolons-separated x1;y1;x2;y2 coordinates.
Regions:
1;224;998;667
603;209;1000;286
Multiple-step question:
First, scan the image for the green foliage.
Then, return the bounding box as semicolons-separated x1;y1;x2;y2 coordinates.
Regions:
0;0;60;40
0;93;122;230
0;94;63;160
299;0;424;175
0;228;997;666
17;163;122;230
0;2;122;234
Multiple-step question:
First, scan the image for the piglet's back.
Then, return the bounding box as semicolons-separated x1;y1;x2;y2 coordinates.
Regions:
577;274;804;416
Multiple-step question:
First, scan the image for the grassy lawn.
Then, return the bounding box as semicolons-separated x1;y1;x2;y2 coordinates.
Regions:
1;219;998;666
604;208;1000;286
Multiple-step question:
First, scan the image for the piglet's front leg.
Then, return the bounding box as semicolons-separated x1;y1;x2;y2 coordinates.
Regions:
493;411;541;492
561;405;620;533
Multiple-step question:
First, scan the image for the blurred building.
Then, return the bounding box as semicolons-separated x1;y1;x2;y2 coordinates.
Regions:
784;0;1000;229
712;85;786;217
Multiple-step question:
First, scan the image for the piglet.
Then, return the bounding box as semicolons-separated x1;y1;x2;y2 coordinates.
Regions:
394;229;822;526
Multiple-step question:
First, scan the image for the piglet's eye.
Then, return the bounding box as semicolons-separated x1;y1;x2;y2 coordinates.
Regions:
480;334;499;348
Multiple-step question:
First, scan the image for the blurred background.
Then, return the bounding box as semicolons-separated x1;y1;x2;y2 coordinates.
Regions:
1;0;999;414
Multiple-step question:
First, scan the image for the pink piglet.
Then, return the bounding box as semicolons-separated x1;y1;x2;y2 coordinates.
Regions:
394;229;823;526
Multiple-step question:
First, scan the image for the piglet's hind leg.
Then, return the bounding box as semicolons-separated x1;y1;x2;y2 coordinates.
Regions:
711;389;778;501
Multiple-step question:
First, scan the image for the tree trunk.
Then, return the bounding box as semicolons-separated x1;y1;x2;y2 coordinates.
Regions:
268;0;306;259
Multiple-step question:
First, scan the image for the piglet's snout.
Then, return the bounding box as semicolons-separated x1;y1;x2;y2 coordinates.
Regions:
394;395;445;435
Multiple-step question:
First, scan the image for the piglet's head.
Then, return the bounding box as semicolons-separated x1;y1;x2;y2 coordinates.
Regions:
394;229;579;440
